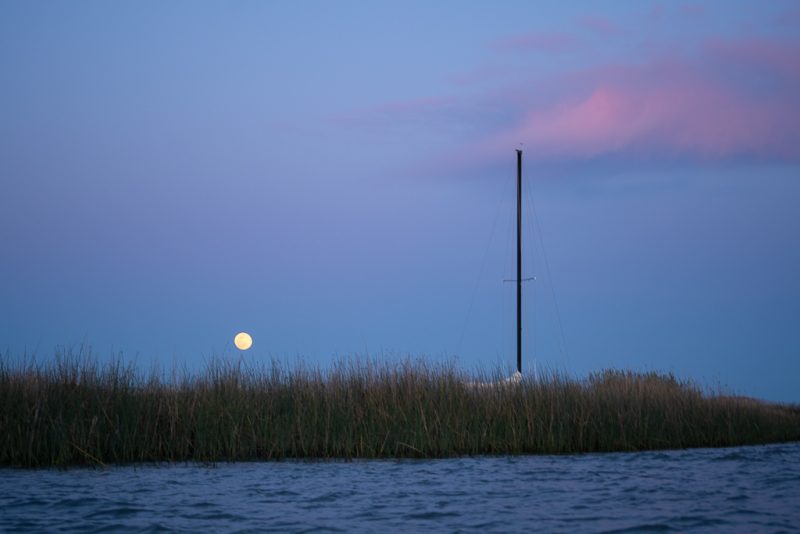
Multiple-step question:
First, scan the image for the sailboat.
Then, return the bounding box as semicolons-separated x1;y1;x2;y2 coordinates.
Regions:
507;149;525;384
467;150;527;388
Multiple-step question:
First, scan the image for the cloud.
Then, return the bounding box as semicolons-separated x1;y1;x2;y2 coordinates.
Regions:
480;75;790;160
344;33;800;166
465;38;800;162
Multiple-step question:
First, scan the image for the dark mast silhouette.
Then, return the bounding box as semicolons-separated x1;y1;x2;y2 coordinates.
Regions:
516;149;523;374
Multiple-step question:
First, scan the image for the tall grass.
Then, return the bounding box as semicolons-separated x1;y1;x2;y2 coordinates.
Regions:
1;350;798;467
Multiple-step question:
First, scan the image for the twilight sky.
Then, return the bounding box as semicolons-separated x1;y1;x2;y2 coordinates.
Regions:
2;1;799;401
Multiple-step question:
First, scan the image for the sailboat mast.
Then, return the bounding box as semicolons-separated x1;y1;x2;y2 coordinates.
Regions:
516;149;523;374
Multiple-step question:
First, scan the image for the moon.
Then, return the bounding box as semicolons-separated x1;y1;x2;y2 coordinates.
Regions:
234;332;253;350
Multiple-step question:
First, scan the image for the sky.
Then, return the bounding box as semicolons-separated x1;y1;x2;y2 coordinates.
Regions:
1;1;799;401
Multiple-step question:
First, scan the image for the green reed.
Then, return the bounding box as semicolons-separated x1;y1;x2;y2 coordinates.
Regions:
1;350;798;467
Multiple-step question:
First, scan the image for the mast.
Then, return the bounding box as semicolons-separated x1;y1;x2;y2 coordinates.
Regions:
516;149;523;374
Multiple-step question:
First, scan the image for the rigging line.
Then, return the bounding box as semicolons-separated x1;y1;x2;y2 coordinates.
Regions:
456;174;512;358
520;259;535;373
503;178;517;364
524;188;558;364
517;167;539;374
524;291;536;376
527;184;569;366
525;176;571;366
521;172;537;368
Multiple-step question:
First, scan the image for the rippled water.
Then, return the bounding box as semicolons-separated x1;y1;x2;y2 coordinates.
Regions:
2;443;799;532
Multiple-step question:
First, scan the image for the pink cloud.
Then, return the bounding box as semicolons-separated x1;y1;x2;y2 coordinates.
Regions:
472;38;800;161
482;80;787;159
344;36;800;165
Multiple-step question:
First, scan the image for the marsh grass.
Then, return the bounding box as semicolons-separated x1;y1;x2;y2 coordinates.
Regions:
1;350;798;467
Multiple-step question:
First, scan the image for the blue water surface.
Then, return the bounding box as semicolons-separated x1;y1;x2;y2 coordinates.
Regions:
1;443;799;532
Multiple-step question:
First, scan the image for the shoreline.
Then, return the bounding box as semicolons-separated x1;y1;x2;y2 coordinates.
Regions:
2;354;799;468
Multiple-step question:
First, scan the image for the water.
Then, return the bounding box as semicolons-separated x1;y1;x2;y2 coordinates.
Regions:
2;443;799;533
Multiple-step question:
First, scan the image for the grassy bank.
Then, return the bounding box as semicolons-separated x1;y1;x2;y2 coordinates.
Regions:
1;352;798;467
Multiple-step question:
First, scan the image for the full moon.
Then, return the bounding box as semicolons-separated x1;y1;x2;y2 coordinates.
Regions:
234;332;253;350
